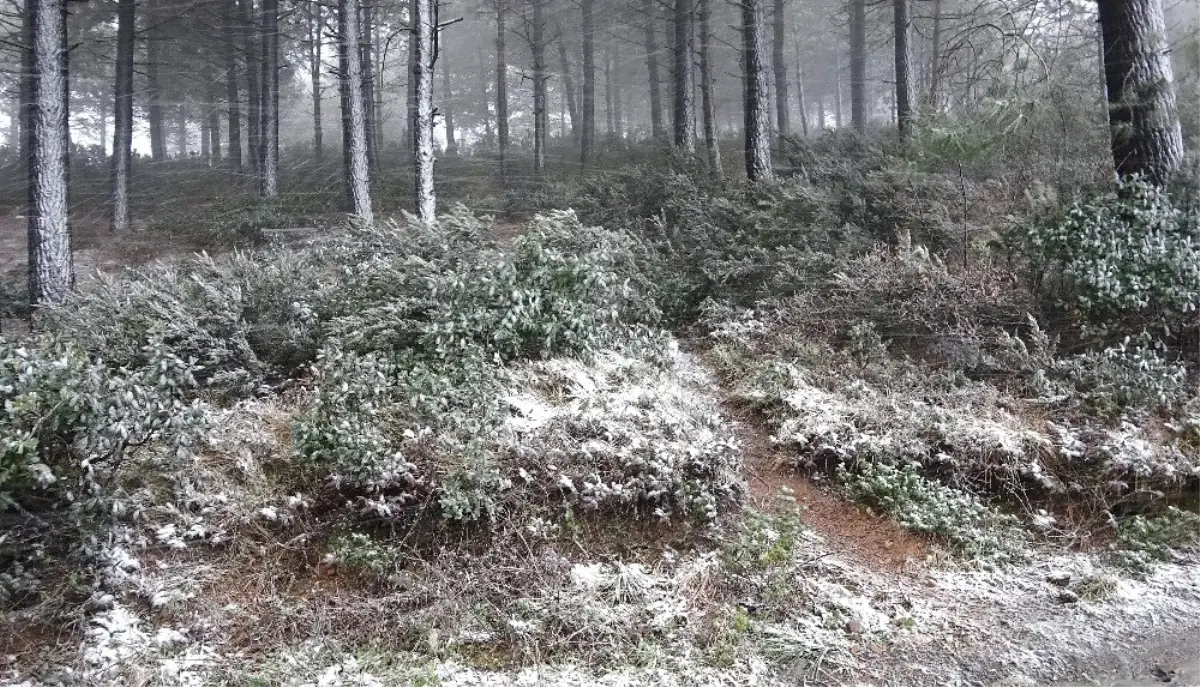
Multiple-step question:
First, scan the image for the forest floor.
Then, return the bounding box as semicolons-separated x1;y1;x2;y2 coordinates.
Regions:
1;214;1199;686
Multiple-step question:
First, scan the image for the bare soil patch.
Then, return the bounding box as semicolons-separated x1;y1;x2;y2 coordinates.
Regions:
729;402;934;573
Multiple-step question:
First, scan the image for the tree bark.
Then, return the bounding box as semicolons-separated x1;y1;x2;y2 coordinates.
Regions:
240;0;262;174
373;23;384;157
110;0;134;233
7;96;16;150
771;0;789;137
201;111;211;159
612;42;624;137
99;109;107;157
360;0;377;171
18;2;30;164
742;0;773;181
849;0;865;133
893;0;911;139
209;85;222;160
698;0;721;175
146;23;166;161
604;43;613;137
531;0;547;175
27;0;72;305
413;0;436;219
406;0;416;160
307;0;323;160
339;0;352;204
1097;0;1184;184
554;22;580;146
339;0;373;221
495;0;509;170
176;106;188;157
581;0;595;161
794;62;808;136
672;0;695;151
224;0;243;168
260;0;279;196
833;50;842;128
925;0;941;113
642;0;664;140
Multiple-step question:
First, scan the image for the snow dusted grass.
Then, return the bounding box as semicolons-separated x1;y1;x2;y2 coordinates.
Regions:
706;301;1200;564
4;340;1198;686
4;241;1200;686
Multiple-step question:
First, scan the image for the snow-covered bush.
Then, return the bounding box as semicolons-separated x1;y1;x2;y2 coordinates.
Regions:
0;335;206;510
324;532;398;576
837;461;1027;565
1052;337;1190;417
298;341;742;526
557;166;866;322
46;249;332;398
504;351;743;521
1027;176;1200;336
422;210;658;362
993;319;1190;419
1111;506;1200;575
295;210;736;526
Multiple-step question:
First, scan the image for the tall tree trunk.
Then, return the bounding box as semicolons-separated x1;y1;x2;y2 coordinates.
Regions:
413;0;436;219
339;0;373;221
925;0;941;112
698;0;721;175
795;62;808;136
443;53;457;156
208;80;222;160
240;0;262;174
893;0;911;139
225;0;243;168
406;0;416;160
27;0;72;305
110;0;134;233
20;3;31;165
742;0;773;181
642;0;663;140
260;0;279;196
176;106;188;156
307;0;323;159
532;0;547;175
817;91;825;129
833;50;843;128
612;43;624;138
1098;0;1184;183
849;0;866;133
146;25;166;161
201;113;211;158
373;24;384;157
8;95;18;151
98;109;107;157
581;0;595;161
554;23;580;145
771;0;789;137
672;0;695;151
339;0;352;205
361;0;377;171
604;44;613;136
495;0;509;170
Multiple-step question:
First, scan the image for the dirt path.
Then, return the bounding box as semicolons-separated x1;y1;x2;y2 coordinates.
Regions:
730;402;933;574
717;376;1200;686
